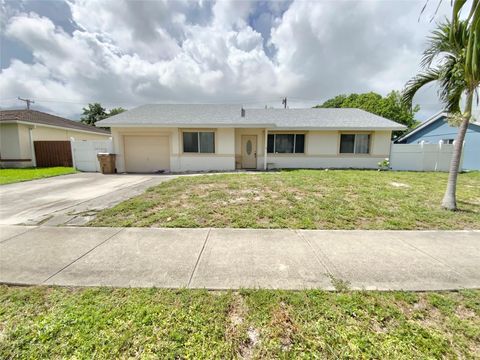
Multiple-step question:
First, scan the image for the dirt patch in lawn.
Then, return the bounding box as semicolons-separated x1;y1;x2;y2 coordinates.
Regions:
89;170;480;229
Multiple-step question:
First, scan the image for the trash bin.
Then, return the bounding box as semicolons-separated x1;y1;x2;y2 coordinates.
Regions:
97;153;116;174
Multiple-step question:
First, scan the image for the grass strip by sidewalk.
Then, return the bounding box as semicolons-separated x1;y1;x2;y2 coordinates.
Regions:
89;170;480;230
0;286;478;358
0;167;76;185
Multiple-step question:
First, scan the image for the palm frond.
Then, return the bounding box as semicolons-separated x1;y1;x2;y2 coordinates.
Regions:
402;69;441;107
434;55;465;112
451;0;468;28
421;19;468;68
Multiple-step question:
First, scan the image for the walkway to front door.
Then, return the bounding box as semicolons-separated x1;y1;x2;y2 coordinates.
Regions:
241;135;257;169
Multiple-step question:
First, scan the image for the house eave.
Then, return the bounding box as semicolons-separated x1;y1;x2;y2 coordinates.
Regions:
101;123;405;131
273;126;406;131
1;120;111;136
98;123;275;128
394;111;447;143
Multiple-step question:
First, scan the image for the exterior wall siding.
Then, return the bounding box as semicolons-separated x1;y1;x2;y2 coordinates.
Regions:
399;116;480;170
463;132;480;170
267;130;391;169
0;123;22;159
266;156;388;169
112;127;393;172
1;123;110;168
32;126;110;141
112;127;236;173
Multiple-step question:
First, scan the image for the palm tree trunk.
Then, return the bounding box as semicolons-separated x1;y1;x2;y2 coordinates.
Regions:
441;90;474;210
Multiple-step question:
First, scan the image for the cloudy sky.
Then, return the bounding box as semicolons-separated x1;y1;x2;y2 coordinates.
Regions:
0;0;469;120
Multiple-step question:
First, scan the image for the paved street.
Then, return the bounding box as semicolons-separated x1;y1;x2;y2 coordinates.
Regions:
1;226;478;291
0;173;177;225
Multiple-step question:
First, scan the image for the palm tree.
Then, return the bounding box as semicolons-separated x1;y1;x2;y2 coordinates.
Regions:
402;7;479;210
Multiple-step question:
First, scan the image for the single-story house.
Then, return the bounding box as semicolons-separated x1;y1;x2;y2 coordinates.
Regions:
0;109;111;168
95;104;405;173
394;112;480;170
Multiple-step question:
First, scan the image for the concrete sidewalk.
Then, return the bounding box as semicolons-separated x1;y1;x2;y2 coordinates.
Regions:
1;226;479;291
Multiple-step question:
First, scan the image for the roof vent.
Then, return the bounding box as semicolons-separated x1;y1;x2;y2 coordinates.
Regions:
241;107;245;117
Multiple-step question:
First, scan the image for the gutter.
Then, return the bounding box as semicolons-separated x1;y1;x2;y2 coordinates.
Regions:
95;123;275;128
96;123;406;131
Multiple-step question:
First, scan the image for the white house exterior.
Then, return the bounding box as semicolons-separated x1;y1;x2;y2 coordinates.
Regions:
0;110;111;168
95;104;406;173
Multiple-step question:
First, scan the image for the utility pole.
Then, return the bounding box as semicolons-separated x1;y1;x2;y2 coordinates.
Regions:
18;97;35;110
282;97;287;109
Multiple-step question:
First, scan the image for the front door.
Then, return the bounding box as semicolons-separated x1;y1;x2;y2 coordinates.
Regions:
241;135;257;169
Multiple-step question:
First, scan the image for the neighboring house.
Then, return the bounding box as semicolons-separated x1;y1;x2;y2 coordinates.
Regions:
394;112;480;170
0;109;111;168
95;104;405;173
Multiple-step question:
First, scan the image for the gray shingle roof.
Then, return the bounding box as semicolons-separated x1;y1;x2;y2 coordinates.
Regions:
95;104;406;130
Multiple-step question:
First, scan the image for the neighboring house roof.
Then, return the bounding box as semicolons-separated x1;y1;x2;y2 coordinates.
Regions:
0;109;111;135
96;104;406;130
394;111;480;143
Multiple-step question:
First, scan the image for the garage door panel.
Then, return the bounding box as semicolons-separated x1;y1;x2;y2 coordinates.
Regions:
124;136;170;173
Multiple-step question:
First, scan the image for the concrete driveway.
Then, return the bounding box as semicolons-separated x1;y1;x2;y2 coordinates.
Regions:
0;173;176;225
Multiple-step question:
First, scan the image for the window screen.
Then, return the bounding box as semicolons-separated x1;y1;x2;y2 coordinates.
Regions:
183;132;199;153
267;134;305;154
267;134;275;153
183;132;215;153
295;134;305;153
199;132;215;153
275;134;294;153
355;134;370;154
340;134;355;153
340;134;370;154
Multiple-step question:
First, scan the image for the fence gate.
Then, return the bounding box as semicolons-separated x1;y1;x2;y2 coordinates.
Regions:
34;141;73;167
71;139;113;172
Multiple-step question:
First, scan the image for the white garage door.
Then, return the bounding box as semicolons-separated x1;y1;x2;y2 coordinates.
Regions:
124;135;170;173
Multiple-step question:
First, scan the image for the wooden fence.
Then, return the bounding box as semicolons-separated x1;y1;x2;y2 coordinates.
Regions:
34;141;73;167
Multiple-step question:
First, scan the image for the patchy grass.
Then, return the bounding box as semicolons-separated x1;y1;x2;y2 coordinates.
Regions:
90;170;480;229
0;167;76;185
0;286;479;358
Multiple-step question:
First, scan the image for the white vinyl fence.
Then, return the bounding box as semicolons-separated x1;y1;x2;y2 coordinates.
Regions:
71;138;113;172
390;143;460;171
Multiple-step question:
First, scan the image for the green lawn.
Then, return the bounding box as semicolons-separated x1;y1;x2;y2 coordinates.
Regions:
0;167;76;185
0;286;478;358
90;170;480;230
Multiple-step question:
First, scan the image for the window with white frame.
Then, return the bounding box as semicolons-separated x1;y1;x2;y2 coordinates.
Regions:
442;138;454;144
339;134;370;154
267;134;305;154
182;131;215;153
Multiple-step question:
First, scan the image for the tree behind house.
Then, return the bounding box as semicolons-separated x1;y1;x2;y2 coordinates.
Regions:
108;107;127;116
315;91;420;136
81;103;126;125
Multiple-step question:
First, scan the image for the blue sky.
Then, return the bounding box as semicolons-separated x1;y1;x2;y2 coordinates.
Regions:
0;0;471;120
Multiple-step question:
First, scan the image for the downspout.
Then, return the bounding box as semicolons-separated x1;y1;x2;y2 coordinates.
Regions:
264;128;268;170
70;137;76;169
389;136;393;169
29;127;36;167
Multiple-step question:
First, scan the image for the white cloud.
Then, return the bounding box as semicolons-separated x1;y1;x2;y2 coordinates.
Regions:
0;0;457;119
